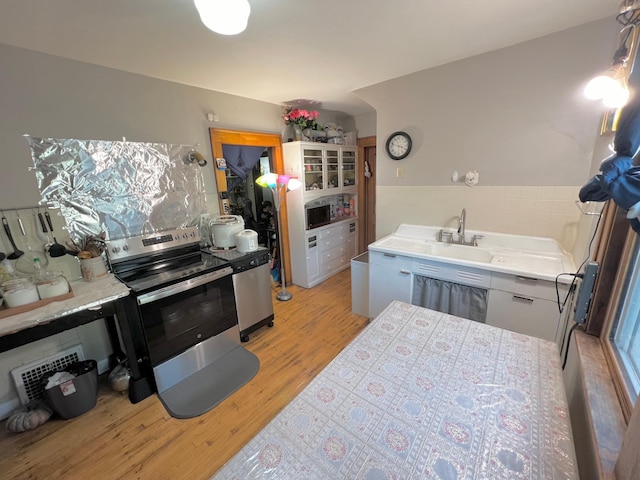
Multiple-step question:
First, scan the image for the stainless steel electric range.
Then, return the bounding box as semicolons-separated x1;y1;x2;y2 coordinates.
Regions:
107;226;259;418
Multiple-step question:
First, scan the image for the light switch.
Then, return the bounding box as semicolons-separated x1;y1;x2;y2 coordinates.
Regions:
396;167;404;178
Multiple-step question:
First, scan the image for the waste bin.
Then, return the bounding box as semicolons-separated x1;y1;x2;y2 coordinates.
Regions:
351;252;369;317
42;360;99;419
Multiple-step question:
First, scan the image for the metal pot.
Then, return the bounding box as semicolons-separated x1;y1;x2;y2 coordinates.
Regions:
235;229;258;253
210;215;245;248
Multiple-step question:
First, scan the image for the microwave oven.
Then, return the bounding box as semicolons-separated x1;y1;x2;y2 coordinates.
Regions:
306;204;330;230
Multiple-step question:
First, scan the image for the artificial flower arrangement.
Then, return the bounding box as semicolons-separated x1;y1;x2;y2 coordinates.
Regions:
282;106;320;130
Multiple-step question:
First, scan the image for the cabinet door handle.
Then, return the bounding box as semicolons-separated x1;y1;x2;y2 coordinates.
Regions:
512;295;534;304
515;276;538;285
400;270;411;275
383;253;397;258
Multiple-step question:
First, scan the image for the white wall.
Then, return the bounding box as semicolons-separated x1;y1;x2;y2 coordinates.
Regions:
354;18;619;251
354;111;377;138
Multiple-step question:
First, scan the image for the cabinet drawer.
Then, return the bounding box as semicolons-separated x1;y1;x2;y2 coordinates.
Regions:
322;244;346;261
491;272;567;302
369;251;412;271
486;290;560;344
320;233;345;250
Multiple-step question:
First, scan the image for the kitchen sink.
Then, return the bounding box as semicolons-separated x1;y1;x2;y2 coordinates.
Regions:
427;243;494;263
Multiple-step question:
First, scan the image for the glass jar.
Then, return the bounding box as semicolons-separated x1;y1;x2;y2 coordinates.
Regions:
36;271;69;299
1;278;39;308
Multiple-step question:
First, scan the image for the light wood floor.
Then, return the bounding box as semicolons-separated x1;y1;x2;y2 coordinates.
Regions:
0;268;369;479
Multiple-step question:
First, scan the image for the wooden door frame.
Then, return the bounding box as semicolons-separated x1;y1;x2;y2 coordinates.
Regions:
208;128;291;285
357;136;376;253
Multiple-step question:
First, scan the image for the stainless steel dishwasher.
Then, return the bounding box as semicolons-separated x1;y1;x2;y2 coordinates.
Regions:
209;247;275;342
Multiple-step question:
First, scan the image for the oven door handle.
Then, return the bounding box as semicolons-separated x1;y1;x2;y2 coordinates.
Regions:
137;266;233;305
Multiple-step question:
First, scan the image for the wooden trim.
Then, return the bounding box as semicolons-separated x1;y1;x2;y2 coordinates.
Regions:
357;136;376;254
208;128;291;284
600;228;638;422
585;203;629;335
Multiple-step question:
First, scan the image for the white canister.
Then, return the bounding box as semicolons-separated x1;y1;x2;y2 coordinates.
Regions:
36;271;69;299
210;215;245;248
235;229;258;253
1;278;39;308
80;256;108;282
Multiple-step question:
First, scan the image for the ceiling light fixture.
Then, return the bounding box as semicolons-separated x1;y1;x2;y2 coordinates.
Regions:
194;0;251;36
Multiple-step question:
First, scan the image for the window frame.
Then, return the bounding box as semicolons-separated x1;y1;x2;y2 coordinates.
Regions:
593;202;639;421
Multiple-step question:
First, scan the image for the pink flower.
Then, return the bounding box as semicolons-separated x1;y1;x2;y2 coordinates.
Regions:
282;106;320;129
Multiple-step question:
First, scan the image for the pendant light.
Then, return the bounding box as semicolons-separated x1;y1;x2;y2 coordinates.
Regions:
194;0;251;36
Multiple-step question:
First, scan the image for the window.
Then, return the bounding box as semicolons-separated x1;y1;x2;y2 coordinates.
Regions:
609;235;640;404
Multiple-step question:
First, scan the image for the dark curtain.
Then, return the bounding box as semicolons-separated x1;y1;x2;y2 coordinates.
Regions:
222;145;265;190
412;276;488;323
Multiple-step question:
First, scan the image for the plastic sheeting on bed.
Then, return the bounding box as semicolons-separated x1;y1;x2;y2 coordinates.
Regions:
212;301;577;479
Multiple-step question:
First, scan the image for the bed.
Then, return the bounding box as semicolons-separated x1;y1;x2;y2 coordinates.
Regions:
213;301;577;479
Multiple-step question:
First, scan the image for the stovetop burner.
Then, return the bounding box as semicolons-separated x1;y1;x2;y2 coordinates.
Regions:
107;227;230;293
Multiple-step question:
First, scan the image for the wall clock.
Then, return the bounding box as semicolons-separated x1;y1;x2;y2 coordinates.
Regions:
385;131;412;160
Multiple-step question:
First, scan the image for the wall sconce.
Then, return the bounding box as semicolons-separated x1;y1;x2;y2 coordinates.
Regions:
185;150;208;167
585;3;640;108
194;0;251;36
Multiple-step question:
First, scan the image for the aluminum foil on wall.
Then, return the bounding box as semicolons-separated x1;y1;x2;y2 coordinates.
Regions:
26;136;208;241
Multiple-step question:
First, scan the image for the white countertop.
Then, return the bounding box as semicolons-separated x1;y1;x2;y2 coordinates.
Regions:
0;274;130;337
368;224;577;283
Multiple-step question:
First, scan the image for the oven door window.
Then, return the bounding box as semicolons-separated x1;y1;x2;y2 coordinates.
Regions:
138;275;237;365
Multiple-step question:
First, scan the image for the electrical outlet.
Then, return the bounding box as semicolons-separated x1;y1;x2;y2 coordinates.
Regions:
396;167;404;178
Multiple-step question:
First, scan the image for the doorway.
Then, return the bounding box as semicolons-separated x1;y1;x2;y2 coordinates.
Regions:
208;129;291;285
358;136;376;252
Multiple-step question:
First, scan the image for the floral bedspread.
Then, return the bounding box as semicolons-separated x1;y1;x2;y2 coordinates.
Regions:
213;301;577;479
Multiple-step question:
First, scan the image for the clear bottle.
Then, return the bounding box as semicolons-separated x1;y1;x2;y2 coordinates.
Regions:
33;257;45;281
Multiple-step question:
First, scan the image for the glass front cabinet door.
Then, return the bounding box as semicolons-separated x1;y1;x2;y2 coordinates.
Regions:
303;148;324;192
341;149;356;190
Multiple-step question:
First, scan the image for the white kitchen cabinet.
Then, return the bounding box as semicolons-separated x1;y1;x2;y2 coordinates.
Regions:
289;219;357;288
486;272;570;345
305;233;321;286
485;291;561;344
283;142;357;196
284;141;358;288
368;251;412;318
347;221;357;259
367;252;571;348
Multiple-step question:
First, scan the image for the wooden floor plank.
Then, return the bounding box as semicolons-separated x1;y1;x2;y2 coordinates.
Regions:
0;268;368;479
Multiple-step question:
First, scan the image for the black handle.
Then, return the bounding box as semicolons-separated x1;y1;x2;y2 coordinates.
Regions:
2;217;19;250
38;212;48;233
44;211;54;232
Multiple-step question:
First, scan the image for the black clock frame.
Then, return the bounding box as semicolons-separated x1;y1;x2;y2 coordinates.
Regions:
385;131;412;160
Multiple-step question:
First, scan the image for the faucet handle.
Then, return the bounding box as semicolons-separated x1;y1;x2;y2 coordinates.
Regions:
471;234;484;246
441;231;453;243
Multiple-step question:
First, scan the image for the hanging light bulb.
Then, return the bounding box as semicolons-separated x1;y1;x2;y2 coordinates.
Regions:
194;0;251;36
585;64;631;108
585;22;637;108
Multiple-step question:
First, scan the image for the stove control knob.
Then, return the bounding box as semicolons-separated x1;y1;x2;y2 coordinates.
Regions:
111;246;121;254
183;233;188;239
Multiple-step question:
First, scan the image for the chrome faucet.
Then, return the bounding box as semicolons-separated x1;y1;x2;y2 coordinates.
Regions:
457;208;466;244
